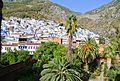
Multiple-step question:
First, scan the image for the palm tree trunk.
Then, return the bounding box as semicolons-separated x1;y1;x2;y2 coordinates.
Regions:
84;63;88;72
67;35;72;63
107;58;111;69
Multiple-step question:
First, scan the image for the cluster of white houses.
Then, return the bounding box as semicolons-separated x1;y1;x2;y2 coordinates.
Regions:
1;17;100;54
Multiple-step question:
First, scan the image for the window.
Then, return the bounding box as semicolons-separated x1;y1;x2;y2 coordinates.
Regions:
9;47;11;50
19;38;27;41
18;46;21;49
41;42;45;44
5;47;7;50
6;47;11;50
25;46;27;49
33;46;35;49
28;46;30;49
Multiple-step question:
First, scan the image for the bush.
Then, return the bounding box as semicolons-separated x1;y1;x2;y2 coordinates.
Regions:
107;62;120;81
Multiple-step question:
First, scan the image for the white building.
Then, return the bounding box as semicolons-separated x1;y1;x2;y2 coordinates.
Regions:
1;43;40;55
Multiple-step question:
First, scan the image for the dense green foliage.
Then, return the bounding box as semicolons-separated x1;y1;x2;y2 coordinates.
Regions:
16;41;99;81
1;49;29;65
103;44;115;58
40;58;82;81
33;42;66;63
107;62;120;81
21;42;67;81
1;39;118;81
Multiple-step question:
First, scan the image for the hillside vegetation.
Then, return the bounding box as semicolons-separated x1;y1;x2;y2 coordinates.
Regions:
3;1;80;23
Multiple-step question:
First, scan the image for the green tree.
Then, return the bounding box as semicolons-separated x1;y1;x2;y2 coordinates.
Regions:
33;42;57;62
78;38;98;72
107;62;120;81
65;15;77;63
40;58;82;81
16;50;29;62
32;42;67;79
53;44;66;59
72;48;82;67
1;50;16;64
104;45;115;58
33;42;66;64
1;49;29;65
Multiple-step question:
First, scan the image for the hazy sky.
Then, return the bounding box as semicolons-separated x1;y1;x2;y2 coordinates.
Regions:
50;0;112;13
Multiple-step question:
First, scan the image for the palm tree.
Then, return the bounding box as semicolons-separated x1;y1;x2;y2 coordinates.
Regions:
78;38;98;72
65;15;77;63
40;58;82;81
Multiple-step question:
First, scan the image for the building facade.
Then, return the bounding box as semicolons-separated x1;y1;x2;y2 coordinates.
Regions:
1;43;40;55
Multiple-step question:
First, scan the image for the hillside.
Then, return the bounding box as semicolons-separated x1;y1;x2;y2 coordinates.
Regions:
3;0;81;23
2;0;120;36
77;0;120;36
86;0;120;18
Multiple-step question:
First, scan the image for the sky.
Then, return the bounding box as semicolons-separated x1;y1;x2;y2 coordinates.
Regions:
50;0;112;13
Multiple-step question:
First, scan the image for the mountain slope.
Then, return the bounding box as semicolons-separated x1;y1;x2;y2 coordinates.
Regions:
86;0;120;19
77;0;120;36
3;0;81;23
